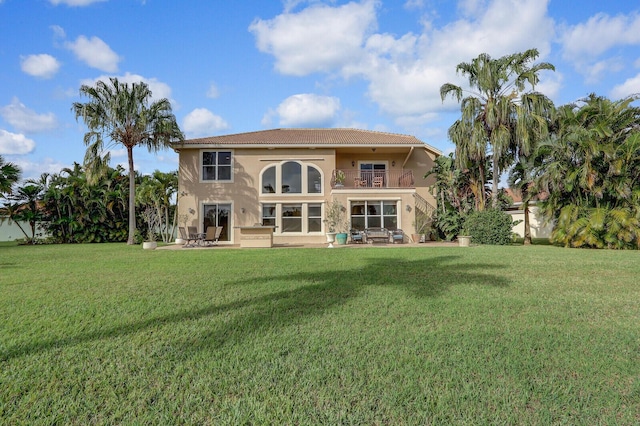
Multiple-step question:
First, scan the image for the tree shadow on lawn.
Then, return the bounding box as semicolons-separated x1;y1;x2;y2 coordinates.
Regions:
1;255;509;361
180;255;510;351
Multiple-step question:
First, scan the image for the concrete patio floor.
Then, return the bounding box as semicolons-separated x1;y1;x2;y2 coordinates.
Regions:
157;240;460;250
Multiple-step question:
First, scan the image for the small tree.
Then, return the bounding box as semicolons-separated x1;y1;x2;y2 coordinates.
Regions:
141;206;161;242
324;200;346;232
136;170;178;243
1;183;45;244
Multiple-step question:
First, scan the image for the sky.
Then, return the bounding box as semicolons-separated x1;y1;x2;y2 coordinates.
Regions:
1;0;640;181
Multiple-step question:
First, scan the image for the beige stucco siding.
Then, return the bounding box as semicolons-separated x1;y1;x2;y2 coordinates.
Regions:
178;148;336;244
176;135;439;245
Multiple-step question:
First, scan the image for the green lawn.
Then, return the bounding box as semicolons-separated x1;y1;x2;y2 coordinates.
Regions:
1;243;639;424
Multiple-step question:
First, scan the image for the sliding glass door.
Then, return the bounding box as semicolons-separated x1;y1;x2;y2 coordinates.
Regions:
203;203;231;241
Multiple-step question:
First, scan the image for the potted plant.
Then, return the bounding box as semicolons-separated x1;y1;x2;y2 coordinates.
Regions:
334;170;346;187
457;228;471;247
324;200;346;248
142;207;161;250
412;209;433;243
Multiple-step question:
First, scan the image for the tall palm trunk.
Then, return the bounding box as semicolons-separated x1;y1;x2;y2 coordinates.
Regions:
523;202;531;245
127;146;136;245
492;155;499;208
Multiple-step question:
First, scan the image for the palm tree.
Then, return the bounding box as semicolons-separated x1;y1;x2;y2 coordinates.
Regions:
136;170;178;243
0;155;21;196
72;77;184;244
3;183;45;244
534;94;640;248
441;49;555;207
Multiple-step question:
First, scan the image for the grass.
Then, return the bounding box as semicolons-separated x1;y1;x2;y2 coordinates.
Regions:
1;243;639;424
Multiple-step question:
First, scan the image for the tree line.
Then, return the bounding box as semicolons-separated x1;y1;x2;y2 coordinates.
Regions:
1;77;184;245
430;49;640;249
0;161;178;245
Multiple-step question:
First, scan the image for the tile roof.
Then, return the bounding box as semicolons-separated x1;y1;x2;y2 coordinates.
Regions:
173;128;440;153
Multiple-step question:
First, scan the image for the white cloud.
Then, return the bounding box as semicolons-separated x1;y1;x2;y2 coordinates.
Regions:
560;12;640;82
20;54;61;79
249;0;378;76
404;0;425;10
207;83;220;99
50;25;66;39
0;98;58;134
49;0;106;6
582;58;624;84
561;12;640;61
0;130;36;155
11;157;69;182
65;35;120;72
108;148;127;158
182;108;229;136
610;74;640;100
82;73;173;104
250;0;555;125
535;72;564;104
266;93;341;127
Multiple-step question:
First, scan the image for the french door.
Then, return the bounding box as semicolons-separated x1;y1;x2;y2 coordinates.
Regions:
360;163;386;187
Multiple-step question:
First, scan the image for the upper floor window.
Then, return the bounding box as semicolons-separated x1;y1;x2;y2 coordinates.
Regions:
202;151;232;181
261;161;322;195
282;162;302;193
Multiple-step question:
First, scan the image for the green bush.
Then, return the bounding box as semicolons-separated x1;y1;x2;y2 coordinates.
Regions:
463;209;514;245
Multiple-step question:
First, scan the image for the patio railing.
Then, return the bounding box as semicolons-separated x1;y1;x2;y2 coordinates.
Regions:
331;169;414;189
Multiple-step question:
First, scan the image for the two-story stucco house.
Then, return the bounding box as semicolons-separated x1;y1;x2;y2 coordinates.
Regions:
172;128;440;245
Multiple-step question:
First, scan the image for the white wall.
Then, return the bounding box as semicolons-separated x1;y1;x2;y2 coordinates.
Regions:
0;220;47;242
507;206;554;239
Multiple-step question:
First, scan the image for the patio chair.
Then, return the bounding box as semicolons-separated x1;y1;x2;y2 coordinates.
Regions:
203;226;222;246
350;229;364;243
178;226;197;247
187;226;202;246
391;229;405;244
354;177;367;188
372;176;384;188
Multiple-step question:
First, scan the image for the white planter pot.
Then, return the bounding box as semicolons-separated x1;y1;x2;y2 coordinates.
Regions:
143;241;157;250
175;238;186;245
326;232;337;248
458;236;471;247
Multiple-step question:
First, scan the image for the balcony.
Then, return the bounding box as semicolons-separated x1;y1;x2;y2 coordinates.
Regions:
330;169;414;189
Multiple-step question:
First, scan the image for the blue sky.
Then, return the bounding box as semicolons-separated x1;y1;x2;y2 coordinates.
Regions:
1;0;639;181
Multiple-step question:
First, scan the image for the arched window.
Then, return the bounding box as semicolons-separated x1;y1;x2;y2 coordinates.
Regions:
261;162;323;195
282;161;301;193
262;166;276;193
307;165;321;193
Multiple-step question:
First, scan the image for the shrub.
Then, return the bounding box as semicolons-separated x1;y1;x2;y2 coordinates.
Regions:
463;209;514;245
433;208;464;241
551;204;640;249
